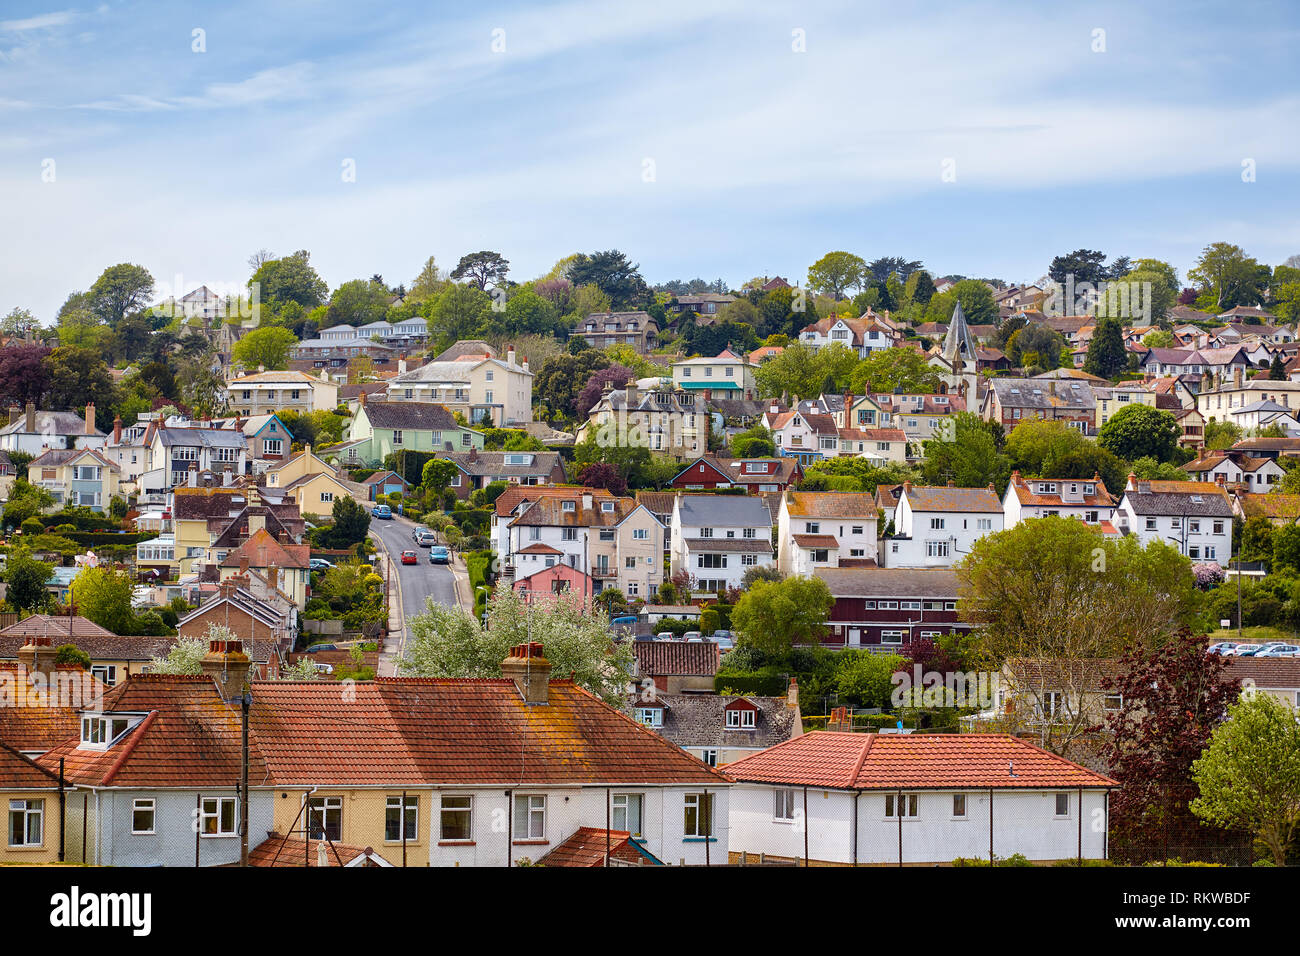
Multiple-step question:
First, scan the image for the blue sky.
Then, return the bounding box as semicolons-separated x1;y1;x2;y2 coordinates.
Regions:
2;0;1299;320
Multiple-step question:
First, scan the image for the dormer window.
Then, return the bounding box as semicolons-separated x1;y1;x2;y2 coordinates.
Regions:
725;707;757;730
562;501;576;512
601;501;615;513
636;707;664;728
79;713;145;750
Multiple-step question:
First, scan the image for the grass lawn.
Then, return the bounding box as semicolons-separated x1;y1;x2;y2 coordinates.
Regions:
1205;625;1297;645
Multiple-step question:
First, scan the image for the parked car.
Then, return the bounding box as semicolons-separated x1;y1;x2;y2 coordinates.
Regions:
309;558;334;572
1207;642;1238;655
682;631;702;642
712;636;735;651
400;550;418;565
304;644;337;654
611;616;638;627
307;661;334;675
1255;644;1300;657
1231;644;1266;656
416;531;437;547
428;546;450;565
372;505;393;519
655;631;675;641
411;526;429;542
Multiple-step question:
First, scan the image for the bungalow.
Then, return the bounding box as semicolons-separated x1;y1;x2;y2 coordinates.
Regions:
725;730;1114;865
1181;451;1284;490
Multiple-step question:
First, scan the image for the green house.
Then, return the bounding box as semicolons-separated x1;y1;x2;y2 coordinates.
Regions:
341;401;485;467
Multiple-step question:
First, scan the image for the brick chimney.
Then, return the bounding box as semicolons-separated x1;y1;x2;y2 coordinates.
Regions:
113;414;122;444
625;377;637;408
25;402;35;433
902;480;912;495
84;402;95;435
826;705;850;732
7;404;19;426
200;639;251;701
17;636;56;677
501;642;551;704
786;677;799;710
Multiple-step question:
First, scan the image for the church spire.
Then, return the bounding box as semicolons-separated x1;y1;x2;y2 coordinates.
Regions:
942;300;978;365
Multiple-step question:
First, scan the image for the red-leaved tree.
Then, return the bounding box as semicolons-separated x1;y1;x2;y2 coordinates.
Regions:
576;462;626;497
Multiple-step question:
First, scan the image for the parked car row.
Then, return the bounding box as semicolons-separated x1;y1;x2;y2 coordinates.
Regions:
1208;640;1300;657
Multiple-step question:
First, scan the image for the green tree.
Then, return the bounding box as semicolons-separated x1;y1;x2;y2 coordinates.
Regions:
1188;242;1265;311
1;307;39;338
71;565;138;635
568;250;647;309
401;587;633;705
421;458;460;492
731;576;834;656
250;250;329;311
731;424;775;458
450;251;510;290
834;651;906;708
54;644;92;669
43;346;117;413
89;263;154;326
1192;693;1300;867
2;548;53;612
806;251;868;299
407;256;446;302
1082;317;1127;379
1141;329;1175;348
920;413;1011;492
327;496;371;548
324;278;390;328
925;280;998;327
232;326;298;371
428;283;492;351
849;347;942;394
1097;404;1180;462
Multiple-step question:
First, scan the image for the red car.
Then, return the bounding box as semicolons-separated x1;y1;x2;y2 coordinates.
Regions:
400;550;418;565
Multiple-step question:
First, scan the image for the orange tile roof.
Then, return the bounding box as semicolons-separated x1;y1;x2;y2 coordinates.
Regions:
902;485;1002;513
247;833;391;867
247;678;728;787
493;485;612;518
725;731;1116;790
1008;471;1114;508
785;492;877;518
0;740;63;788
538;827;662;866
792;533;839;548
0;616;115;640
219;527;309;570
0;663;106;753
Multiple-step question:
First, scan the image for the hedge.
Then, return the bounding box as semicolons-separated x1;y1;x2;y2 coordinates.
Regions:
466;550;493;593
66;531;158;548
715;667;789;697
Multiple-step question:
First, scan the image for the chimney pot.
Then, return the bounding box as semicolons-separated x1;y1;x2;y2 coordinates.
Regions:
500;642;551;704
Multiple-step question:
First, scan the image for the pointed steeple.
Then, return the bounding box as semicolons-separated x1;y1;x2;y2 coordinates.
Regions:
942;300;978;365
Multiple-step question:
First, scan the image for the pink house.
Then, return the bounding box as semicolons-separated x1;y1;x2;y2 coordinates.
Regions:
512;560;595;606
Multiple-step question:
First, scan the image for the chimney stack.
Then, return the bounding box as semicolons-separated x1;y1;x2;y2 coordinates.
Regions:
625;377;637;408
507;345;516;367
200;639;251;701
113;414;122;444
786;677;799;711
25;401;35;434
16;637;56;677
7;404;18;426
501;642;551;704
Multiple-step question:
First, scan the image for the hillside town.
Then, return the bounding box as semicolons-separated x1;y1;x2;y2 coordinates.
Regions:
1;242;1299;874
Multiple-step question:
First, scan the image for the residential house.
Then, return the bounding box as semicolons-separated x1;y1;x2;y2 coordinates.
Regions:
670;494;774;594
139;426;248;501
218;528;311;609
212;413;293;467
340;399;484;468
669;456;802;494
1228;400;1300;435
672;348;758;401
27;447;120;512
777;492;878;575
224;369;339;417
882;482;1003;568
176;582;293;663
628;684;802;768
575;380;706;460
437;449;567;500
1114;475;1233;565
1181;451;1284;490
575;311;659;354
816;567;972;649
1138;347;1250;388
264;444;360;513
834;426;909;463
669;292;735;319
0;741;66;863
857;392;966;444
385;346;533;426
1233;492;1300;526
1093;382;1160;430
289;335;400;382
491;486;615;563
0;624;174;689
1197;373;1300;423
763;406;839;464
246;642;731;866
0;403;108;456
725;731;1114;866
361;469;410;502
632;641;719;695
798;312;899;357
1229;436;1300;460
983;379;1096;434
1002;471;1116;528
511;561;595;605
100;413;156;491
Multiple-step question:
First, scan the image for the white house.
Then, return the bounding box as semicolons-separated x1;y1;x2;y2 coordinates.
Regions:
777;492;878;575
725;730;1115;866
670;494;774;594
1181;452;1285;490
1114;476;1233;565
883;482;1003;568
1002;471;1117;528
797;311;898;358
386;346;533;426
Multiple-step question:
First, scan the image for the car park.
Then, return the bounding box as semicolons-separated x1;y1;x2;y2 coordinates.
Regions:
401;550;418;565
428;546;450;565
372;504;393;519
1255;643;1300;657
1207;642;1238;655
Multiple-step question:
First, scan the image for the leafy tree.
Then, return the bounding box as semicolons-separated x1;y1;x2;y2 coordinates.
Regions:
755;342;853;401
2;548;53;612
324;278;390;328
1192;692;1300;866
903;270;936;307
250;250;329;311
730;424;775;458
232;326;298;371
731;576;834;656
957;516;1201;668
1082;317;1127;379
575;462;626;496
1048;249;1110;287
487;288;562;338
834;650;906;708
920;413;1011;492
1105;629;1241;863
53;643;92;669
71;565;138;635
0;343;51;406
1008;322;1066;369
450;251;510;290
43;346;117;413
571;436;650;489
848;347;942;394
401;587;634;706
1097;404;1180;462
421;458;460;493
89;263;154;326
866;257;923;283
807;251;868;299
575;364;635;419
568;250;647;309
1204;419;1243;451
148;629;222;674
924;280;998;327
428;283;492;350
327;496;371;548
1188;242;1265;311
407;256;446;301
741;565;783;589
1;306;39;338
533;350;610;420
1141;329;1175;348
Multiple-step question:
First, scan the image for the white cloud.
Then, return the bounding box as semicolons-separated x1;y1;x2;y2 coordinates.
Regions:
0;10;74;32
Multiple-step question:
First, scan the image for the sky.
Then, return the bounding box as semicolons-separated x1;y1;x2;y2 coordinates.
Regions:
1;0;1299;321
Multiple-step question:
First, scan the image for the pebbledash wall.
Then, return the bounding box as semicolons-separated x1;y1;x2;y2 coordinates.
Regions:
727;784;1107;865
63;788;276;866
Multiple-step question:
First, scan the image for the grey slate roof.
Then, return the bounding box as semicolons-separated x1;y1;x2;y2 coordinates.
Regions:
362;402;459;431
0;411;106;438
627;693;800;751
675;494;772;528
156;427;248;449
1122;488;1233;517
441;450;565;479
989;378;1096;411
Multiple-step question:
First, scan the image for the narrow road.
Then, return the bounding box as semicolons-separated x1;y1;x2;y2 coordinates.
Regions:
366;509;463;676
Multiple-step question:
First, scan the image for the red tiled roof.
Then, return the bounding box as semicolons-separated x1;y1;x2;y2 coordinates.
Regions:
493;485;612;518
247;833;391;867
0;616;115;639
792;534;839;548
633;641;719;677
0;740;63;788
0;663;106;752
785;492;876;518
538;827;661;866
247;678;728;787
515;543;564;555
219;528;309;570
725;731;1116;790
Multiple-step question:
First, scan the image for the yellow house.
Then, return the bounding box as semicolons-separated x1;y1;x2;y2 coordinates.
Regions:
172;487;250;578
1093;383;1159;431
0;616;174;688
0;741;67;864
27;447;120;513
264;444;360;515
265;786;435;867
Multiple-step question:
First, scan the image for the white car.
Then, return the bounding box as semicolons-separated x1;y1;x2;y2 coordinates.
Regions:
1255;644;1300;658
